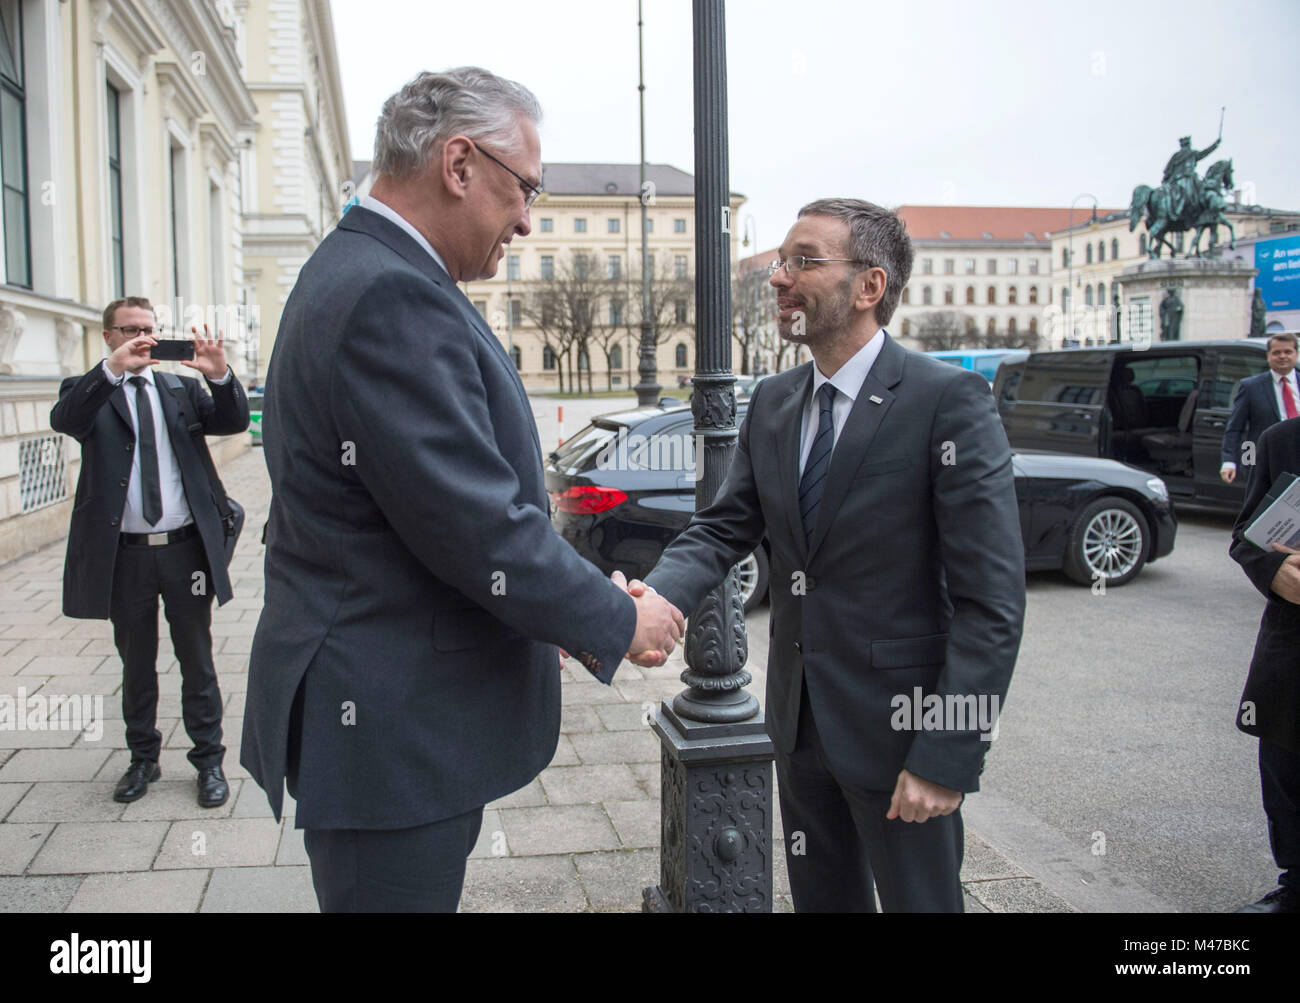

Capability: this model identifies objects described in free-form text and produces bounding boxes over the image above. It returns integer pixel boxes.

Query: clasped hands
[612,571,684,667]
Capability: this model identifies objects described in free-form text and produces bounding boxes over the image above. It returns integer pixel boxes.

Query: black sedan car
[546,403,1177,611]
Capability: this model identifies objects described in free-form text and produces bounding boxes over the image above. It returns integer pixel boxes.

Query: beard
[779,274,855,347]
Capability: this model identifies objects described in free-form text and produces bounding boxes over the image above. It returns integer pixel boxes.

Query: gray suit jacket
[241,206,637,829]
[645,334,1025,793]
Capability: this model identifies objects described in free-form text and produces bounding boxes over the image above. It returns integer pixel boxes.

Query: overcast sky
[331,0,1300,251]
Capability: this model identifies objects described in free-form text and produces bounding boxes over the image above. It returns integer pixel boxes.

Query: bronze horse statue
[1129,158,1236,259]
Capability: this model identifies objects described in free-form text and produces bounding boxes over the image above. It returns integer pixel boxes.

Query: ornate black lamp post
[642,0,775,913]
[633,0,661,407]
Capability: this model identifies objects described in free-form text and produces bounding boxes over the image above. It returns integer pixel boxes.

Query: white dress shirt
[101,361,231,533]
[798,330,886,475]
[359,194,450,275]
[1222,368,1300,473]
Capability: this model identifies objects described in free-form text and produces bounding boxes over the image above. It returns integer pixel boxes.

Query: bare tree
[913,311,969,352]
[732,265,776,375]
[622,255,694,380]
[521,249,607,394]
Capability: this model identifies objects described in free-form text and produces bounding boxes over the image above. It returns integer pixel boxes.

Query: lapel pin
[869,394,884,405]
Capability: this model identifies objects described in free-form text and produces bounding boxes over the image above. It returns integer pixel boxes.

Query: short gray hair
[373,67,542,179]
[797,198,914,326]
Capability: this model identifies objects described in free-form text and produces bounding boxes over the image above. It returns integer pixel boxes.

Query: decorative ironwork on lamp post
[643,0,775,914]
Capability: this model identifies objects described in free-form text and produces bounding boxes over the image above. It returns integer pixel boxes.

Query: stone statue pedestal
[1118,257,1257,342]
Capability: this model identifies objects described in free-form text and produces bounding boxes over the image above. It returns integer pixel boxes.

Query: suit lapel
[109,386,131,431]
[773,366,814,560]
[806,334,905,562]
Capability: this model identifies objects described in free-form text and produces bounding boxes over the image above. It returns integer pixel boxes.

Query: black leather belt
[120,523,198,546]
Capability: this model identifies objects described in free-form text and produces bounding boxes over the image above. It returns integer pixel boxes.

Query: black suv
[993,339,1271,512]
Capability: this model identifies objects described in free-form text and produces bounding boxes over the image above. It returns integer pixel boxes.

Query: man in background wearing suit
[241,68,682,913]
[50,297,249,807]
[1221,333,1299,484]
[637,199,1026,911]
[1229,415,1300,913]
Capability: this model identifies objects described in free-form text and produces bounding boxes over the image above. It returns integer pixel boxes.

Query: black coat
[49,364,250,618]
[1222,370,1284,466]
[645,335,1026,794]
[1229,415,1300,753]
[241,206,638,830]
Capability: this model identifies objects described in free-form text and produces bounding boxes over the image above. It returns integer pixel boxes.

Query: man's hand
[1269,542,1300,604]
[1220,462,1237,484]
[182,324,228,381]
[886,769,962,823]
[106,333,158,377]
[613,571,684,667]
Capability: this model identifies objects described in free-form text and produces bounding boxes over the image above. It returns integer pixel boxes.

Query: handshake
[612,570,685,667]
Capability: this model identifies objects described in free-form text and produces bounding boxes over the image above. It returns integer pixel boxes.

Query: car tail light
[551,485,628,515]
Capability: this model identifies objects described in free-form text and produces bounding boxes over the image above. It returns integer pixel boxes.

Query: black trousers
[1260,738,1300,891]
[302,809,485,912]
[109,534,224,770]
[776,682,964,912]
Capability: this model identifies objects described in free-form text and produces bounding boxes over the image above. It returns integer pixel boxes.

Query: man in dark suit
[1221,333,1299,484]
[1229,415,1300,912]
[638,199,1026,912]
[50,297,249,807]
[241,67,682,913]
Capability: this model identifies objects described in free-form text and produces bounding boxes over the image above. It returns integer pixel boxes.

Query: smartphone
[150,339,195,361]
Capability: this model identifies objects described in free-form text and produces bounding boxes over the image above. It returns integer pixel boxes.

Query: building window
[901,319,910,337]
[1029,259,1039,275]
[674,255,688,278]
[1085,286,1093,307]
[1062,248,1069,268]
[922,258,933,275]
[987,317,996,335]
[574,254,589,278]
[578,350,589,370]
[1029,317,1038,334]
[508,298,521,328]
[1085,244,1093,265]
[1028,286,1038,305]
[18,434,67,512]
[674,218,686,233]
[1097,282,1106,305]
[1008,258,1019,274]
[610,345,622,369]
[1111,238,1119,260]
[506,254,520,281]
[609,299,623,325]
[965,258,975,274]
[574,218,587,233]
[902,287,910,305]
[107,83,125,297]
[675,342,688,368]
[644,217,653,233]
[608,254,621,279]
[922,286,932,305]
[965,316,977,334]
[168,143,186,301]
[674,298,688,324]
[1097,241,1105,263]
[1008,317,1017,335]
[0,0,28,288]
[647,253,655,273]
[943,285,953,305]
[510,345,521,370]
[542,302,556,326]
[540,218,553,232]
[943,259,954,275]
[1061,287,1069,309]
[540,254,554,280]
[987,259,997,275]
[473,300,487,318]
[1008,286,1018,305]
[986,285,996,305]
[608,218,620,233]
[543,345,556,369]
[965,286,975,305]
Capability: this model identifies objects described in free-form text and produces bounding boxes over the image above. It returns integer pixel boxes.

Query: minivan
[992,339,1271,512]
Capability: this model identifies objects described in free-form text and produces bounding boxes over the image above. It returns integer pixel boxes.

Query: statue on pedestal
[1251,288,1268,337]
[1159,287,1184,342]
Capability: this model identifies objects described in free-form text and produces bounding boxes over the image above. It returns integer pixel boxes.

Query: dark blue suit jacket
[1223,370,1286,465]
[241,206,637,829]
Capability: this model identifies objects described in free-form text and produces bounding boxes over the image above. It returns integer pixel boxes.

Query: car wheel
[734,547,770,613]
[1063,496,1149,587]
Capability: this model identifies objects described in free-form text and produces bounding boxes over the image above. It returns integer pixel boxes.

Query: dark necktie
[129,376,163,526]
[799,383,837,542]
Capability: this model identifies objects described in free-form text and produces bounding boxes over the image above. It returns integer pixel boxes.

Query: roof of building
[350,160,743,199]
[896,205,1124,243]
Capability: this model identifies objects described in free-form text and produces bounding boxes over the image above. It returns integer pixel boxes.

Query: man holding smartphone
[50,296,249,806]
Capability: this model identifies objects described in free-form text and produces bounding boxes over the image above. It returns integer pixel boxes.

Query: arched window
[986,317,996,335]
[986,285,996,305]
[1008,317,1017,335]
[943,286,954,305]
[1085,286,1093,307]
[1062,248,1069,268]
[610,345,622,370]
[675,343,688,368]
[542,346,556,370]
[1008,286,1018,305]
[902,287,910,305]
[1028,317,1038,334]
[900,319,910,337]
[965,286,975,305]
[1138,233,1147,256]
[1097,282,1106,305]
[1028,286,1038,304]
[510,345,522,370]
[1085,244,1093,264]
[1111,238,1119,260]
[965,316,977,333]
[578,350,589,370]
[1061,287,1069,308]
[1097,241,1105,263]
[922,286,932,305]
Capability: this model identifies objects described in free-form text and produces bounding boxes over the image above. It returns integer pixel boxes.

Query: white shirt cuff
[101,359,125,384]
[208,366,232,385]
[1220,462,1236,472]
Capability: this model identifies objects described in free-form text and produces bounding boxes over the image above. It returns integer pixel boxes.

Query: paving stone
[629,762,661,799]
[469,809,504,860]
[568,730,659,765]
[961,831,1031,882]
[605,799,660,849]
[0,782,30,820]
[0,875,82,912]
[28,821,169,874]
[77,638,118,656]
[499,805,620,856]
[0,822,53,873]
[218,636,253,655]
[560,682,624,706]
[120,779,239,821]
[488,777,547,810]
[611,679,686,705]
[154,817,282,869]
[460,855,586,913]
[547,734,579,767]
[573,849,659,911]
[966,877,1077,913]
[30,673,121,697]
[18,656,107,676]
[67,870,209,913]
[0,748,111,782]
[559,703,604,734]
[9,782,125,822]
[963,890,991,913]
[0,724,83,748]
[594,702,652,732]
[538,764,644,805]
[275,818,308,866]
[231,776,276,818]
[773,892,794,913]
[200,865,318,913]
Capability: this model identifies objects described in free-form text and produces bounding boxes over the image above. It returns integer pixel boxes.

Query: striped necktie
[799,383,837,542]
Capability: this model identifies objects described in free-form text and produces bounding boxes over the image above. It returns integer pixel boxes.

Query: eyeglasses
[767,256,871,276]
[473,142,544,208]
[108,325,157,337]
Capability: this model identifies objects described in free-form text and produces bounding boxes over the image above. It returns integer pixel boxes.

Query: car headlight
[1146,477,1169,502]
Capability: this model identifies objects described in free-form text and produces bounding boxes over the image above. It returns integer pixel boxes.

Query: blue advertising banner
[1256,234,1300,310]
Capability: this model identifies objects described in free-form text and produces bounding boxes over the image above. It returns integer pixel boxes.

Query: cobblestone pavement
[0,421,1069,912]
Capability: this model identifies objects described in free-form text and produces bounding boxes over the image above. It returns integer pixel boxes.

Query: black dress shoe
[197,766,229,808]
[113,761,161,803]
[1235,886,1300,913]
